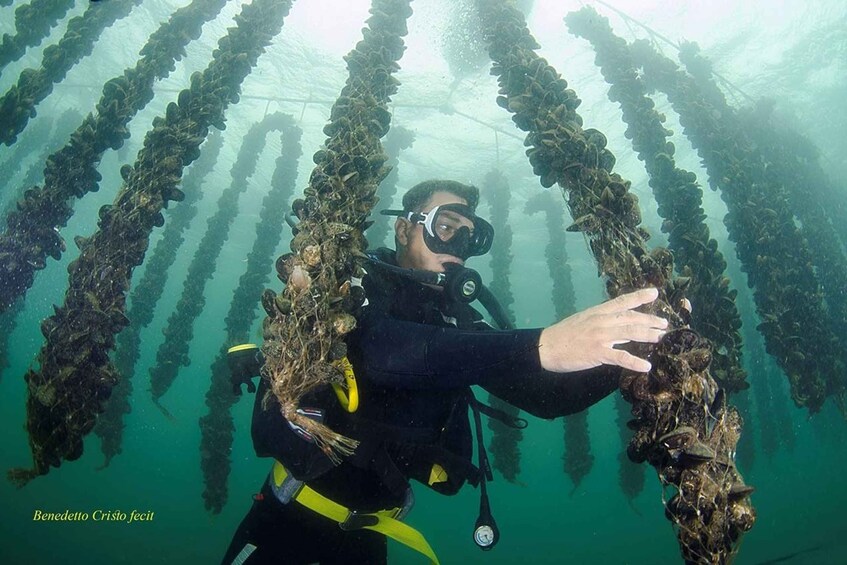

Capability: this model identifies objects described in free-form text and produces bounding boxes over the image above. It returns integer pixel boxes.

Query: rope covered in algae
[566,7,747,394]
[0,0,75,77]
[0,0,229,312]
[261,0,412,460]
[201,118,302,515]
[477,1,755,562]
[0,0,141,146]
[483,168,523,483]
[525,190,595,492]
[96,130,224,469]
[631,40,845,414]
[7,0,294,487]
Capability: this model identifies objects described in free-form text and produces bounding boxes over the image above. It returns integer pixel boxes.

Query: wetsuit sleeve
[349,309,543,390]
[482,365,621,420]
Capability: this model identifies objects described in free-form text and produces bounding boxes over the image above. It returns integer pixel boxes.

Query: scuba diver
[221,180,670,564]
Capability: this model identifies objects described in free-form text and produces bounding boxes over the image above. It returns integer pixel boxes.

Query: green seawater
[1,0,846,563]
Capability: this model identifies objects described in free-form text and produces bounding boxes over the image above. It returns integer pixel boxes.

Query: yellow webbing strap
[273,461,439,565]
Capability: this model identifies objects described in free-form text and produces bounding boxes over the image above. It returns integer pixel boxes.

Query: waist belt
[271,461,439,565]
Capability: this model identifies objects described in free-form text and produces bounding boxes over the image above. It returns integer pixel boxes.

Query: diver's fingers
[601,310,668,330]
[593,288,659,315]
[607,326,667,344]
[605,348,652,373]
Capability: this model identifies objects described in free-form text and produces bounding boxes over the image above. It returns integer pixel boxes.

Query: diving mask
[381,203,494,261]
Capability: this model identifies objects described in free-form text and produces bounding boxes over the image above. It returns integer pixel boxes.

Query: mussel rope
[7,0,294,487]
[481,168,523,483]
[200,118,302,515]
[477,1,754,562]
[0,0,229,312]
[0,0,75,77]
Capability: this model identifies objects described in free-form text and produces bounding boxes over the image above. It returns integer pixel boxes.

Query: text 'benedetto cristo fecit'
[32,510,154,523]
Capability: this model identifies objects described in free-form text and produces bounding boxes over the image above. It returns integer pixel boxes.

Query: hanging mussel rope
[0,299,24,375]
[261,0,411,459]
[365,124,415,248]
[566,8,747,394]
[0,0,228,312]
[525,190,595,492]
[0,0,141,146]
[678,42,847,372]
[476,1,754,562]
[736,104,847,252]
[7,0,294,487]
[1,0,16,7]
[0,110,80,378]
[614,392,645,503]
[0,118,52,195]
[0,0,75,77]
[2,109,82,216]
[631,40,845,414]
[149,112,292,411]
[483,168,523,483]
[674,43,730,113]
[96,130,224,469]
[201,117,302,515]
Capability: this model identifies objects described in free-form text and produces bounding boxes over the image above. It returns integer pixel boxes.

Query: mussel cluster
[0,0,74,75]
[96,131,223,469]
[365,125,415,247]
[483,169,524,483]
[566,8,747,394]
[149,113,292,408]
[8,0,293,486]
[476,0,754,560]
[525,191,594,490]
[0,0,140,146]
[260,0,411,459]
[632,40,844,413]
[0,0,229,312]
[624,329,754,563]
[200,118,302,514]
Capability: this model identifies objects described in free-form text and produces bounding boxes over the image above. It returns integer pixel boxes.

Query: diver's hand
[538,288,667,373]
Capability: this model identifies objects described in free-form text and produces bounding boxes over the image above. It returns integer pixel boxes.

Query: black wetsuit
[221,248,620,564]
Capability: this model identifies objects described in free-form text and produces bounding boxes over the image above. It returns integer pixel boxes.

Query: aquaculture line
[260,0,412,458]
[483,168,524,483]
[0,0,141,146]
[201,117,302,514]
[525,191,596,492]
[96,130,224,468]
[0,0,229,312]
[8,0,294,486]
[632,40,844,414]
[566,7,747,394]
[477,1,755,562]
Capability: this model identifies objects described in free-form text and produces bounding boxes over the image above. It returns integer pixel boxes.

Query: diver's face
[395,191,470,273]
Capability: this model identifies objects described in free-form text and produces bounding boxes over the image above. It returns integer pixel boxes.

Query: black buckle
[339,510,379,531]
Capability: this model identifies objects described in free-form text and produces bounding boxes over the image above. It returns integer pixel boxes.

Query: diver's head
[391,180,492,274]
